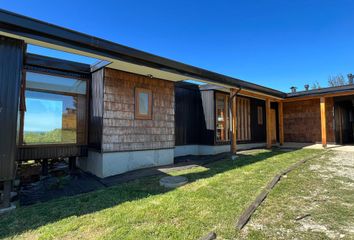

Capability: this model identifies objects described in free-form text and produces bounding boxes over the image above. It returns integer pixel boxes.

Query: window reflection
[23,91,77,144]
[216,94,229,142]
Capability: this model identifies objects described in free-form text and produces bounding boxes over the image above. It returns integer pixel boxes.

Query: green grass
[0,149,322,240]
[242,150,354,240]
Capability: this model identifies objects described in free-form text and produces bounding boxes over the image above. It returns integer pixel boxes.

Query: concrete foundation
[174,143,267,157]
[78,148,174,178]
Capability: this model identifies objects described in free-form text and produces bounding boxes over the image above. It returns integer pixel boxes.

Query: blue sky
[1,0,354,92]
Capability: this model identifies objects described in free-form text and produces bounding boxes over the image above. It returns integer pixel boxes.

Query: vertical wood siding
[89,69,104,150]
[175,83,205,145]
[0,36,24,181]
[237,97,251,141]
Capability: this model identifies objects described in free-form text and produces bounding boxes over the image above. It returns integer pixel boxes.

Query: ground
[0,149,353,239]
[243,150,354,239]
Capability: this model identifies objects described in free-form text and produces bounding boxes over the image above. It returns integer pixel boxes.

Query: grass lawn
[0,149,325,239]
[242,150,354,239]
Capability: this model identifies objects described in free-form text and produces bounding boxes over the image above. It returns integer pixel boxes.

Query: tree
[311,81,321,90]
[328,74,347,87]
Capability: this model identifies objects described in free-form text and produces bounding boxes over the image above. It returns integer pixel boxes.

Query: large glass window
[215,93,230,142]
[22,71,87,145]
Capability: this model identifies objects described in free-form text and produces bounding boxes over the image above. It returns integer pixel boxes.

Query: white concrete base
[0,203,16,214]
[78,148,174,178]
[174,143,267,157]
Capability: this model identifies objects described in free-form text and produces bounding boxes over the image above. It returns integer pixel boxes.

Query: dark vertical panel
[0,36,24,181]
[271,102,279,142]
[175,83,206,145]
[250,98,266,142]
[88,69,104,150]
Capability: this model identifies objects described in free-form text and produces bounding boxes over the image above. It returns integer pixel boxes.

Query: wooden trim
[231,89,237,153]
[266,98,272,149]
[135,88,153,120]
[278,101,284,145]
[238,89,281,101]
[284,90,354,102]
[320,97,327,147]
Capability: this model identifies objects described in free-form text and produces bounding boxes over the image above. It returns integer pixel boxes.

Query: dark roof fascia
[25,53,91,74]
[286,85,354,98]
[0,9,285,98]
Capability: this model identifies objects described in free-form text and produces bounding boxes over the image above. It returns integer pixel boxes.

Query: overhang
[0,8,285,98]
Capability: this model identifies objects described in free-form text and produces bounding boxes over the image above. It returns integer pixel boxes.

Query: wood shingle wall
[102,68,175,152]
[283,98,334,143]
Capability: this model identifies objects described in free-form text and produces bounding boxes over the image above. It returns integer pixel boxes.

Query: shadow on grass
[0,149,290,239]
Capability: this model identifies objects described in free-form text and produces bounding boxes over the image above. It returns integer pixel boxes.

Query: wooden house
[1,9,354,208]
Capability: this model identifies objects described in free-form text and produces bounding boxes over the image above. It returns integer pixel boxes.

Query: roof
[286,84,354,98]
[0,8,286,98]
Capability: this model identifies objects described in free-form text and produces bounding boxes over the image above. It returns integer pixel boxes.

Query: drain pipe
[229,87,241,158]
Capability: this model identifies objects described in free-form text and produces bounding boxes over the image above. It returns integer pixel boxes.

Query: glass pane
[26,72,86,94]
[23,90,77,144]
[216,95,226,141]
[139,92,149,115]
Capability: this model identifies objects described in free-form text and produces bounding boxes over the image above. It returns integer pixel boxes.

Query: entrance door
[270,109,277,144]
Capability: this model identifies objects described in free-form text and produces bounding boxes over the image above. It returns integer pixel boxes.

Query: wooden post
[320,97,327,148]
[278,101,284,145]
[266,98,272,149]
[231,88,237,154]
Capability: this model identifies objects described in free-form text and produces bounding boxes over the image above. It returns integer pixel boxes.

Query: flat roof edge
[0,8,285,98]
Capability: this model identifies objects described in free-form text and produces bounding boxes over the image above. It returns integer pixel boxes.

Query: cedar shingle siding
[283,98,334,143]
[102,68,175,152]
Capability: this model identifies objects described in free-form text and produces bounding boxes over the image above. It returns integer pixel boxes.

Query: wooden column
[320,97,327,148]
[231,88,237,154]
[266,98,272,149]
[278,101,284,145]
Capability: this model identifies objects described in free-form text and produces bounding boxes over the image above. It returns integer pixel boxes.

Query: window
[22,71,87,145]
[215,93,230,142]
[135,88,152,119]
[257,106,263,125]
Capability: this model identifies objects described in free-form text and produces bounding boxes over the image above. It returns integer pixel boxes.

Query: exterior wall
[0,36,24,181]
[283,98,334,143]
[174,143,266,157]
[79,149,174,178]
[102,68,175,152]
[175,82,205,146]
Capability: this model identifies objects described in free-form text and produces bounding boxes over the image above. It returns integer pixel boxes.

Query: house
[1,9,354,209]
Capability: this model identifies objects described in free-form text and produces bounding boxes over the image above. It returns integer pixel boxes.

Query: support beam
[230,88,237,154]
[320,97,327,148]
[266,98,272,149]
[278,101,284,145]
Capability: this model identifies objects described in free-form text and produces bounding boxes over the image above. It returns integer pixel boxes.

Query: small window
[135,88,152,119]
[257,106,263,125]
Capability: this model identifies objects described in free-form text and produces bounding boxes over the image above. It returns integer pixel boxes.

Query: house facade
[1,9,354,208]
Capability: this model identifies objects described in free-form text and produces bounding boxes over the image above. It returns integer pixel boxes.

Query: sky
[1,0,354,92]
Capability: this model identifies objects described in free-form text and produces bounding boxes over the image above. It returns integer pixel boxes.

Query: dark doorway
[334,96,354,144]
